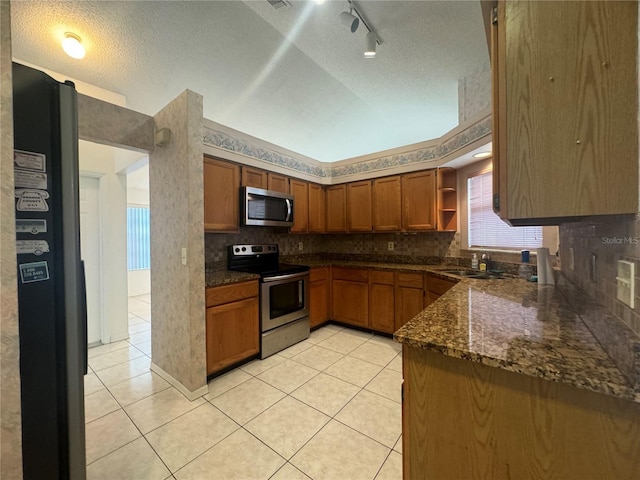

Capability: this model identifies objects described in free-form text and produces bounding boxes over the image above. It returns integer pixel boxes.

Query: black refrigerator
[13,62,87,479]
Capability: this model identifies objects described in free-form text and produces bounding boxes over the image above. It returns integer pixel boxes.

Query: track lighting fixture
[339,10,359,33]
[339,1,382,58]
[364,31,377,58]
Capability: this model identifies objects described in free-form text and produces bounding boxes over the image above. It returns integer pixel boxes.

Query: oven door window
[269,280,304,319]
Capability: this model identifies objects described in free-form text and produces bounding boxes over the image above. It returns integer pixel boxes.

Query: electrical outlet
[569,247,575,270]
[616,260,635,308]
[181,247,188,266]
[388,241,394,251]
[298,242,303,251]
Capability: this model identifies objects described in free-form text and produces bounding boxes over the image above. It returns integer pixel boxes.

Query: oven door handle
[262,271,309,283]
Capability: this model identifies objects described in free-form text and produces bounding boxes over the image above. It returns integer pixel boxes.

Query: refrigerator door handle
[80,260,88,375]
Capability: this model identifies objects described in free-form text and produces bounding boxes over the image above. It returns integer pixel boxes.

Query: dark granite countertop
[205,270,259,288]
[204,259,638,403]
[394,277,640,403]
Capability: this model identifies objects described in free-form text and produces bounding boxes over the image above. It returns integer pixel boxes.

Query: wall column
[149,90,206,398]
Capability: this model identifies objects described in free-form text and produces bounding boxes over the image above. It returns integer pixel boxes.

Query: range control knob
[234,248,239,253]
[241,247,246,252]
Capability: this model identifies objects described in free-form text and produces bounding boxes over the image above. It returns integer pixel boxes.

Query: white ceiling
[10,0,490,162]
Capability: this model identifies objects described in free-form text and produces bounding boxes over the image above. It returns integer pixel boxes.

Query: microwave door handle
[285,198,292,222]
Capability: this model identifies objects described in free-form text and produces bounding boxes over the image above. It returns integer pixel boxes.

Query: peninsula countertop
[394,277,640,403]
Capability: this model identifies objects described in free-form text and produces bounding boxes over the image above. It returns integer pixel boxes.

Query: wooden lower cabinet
[310,267,330,328]
[206,281,259,375]
[331,268,369,328]
[369,270,395,334]
[424,273,457,307]
[394,272,424,331]
[403,346,640,479]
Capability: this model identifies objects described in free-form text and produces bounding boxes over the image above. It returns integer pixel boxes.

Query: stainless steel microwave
[241,186,294,227]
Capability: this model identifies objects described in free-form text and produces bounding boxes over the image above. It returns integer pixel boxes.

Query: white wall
[79,140,146,343]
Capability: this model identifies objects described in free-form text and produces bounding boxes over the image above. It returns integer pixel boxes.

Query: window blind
[127,207,150,270]
[468,171,542,249]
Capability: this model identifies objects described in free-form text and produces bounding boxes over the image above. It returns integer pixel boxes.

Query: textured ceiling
[11,0,489,162]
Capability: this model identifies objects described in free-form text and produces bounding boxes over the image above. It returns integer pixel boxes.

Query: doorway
[125,161,151,355]
[79,175,102,346]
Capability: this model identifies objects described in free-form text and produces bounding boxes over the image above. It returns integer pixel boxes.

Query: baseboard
[150,362,208,401]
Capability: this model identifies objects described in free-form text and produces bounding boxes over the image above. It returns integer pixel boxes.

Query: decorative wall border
[203,110,492,183]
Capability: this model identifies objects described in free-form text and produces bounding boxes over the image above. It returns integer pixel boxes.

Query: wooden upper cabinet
[308,183,326,233]
[373,176,402,232]
[241,166,267,189]
[204,157,239,232]
[402,170,436,231]
[290,179,308,233]
[347,181,372,232]
[493,0,638,225]
[267,173,289,193]
[326,185,347,233]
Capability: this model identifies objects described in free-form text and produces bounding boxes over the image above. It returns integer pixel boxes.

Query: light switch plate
[616,260,635,308]
[181,247,188,266]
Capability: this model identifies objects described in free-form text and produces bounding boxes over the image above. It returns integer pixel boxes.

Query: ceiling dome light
[62,32,85,59]
[364,31,377,58]
[340,11,359,33]
[473,151,492,159]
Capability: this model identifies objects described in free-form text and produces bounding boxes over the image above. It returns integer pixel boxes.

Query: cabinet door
[494,1,638,223]
[206,296,259,375]
[290,179,308,233]
[395,285,424,331]
[204,158,239,232]
[308,183,326,233]
[373,176,402,231]
[310,278,329,328]
[267,173,289,193]
[326,185,347,233]
[347,181,373,232]
[332,279,369,327]
[402,171,436,231]
[370,283,395,334]
[241,166,267,189]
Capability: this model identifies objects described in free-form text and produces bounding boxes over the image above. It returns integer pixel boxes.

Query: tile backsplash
[205,229,460,270]
[559,214,640,336]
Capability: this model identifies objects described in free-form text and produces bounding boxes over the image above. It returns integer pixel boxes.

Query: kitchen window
[468,169,542,250]
[127,206,150,270]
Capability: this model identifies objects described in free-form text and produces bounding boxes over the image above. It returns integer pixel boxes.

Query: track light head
[340,11,359,33]
[364,31,377,58]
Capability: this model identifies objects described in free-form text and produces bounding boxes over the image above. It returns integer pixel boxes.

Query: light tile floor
[85,294,403,480]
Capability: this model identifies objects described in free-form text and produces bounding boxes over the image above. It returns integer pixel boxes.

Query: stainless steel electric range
[227,244,310,358]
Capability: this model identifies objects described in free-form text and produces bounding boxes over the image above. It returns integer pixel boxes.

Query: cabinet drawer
[206,280,259,307]
[310,267,329,282]
[370,270,395,285]
[395,272,424,288]
[331,267,369,283]
[425,274,457,296]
